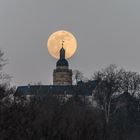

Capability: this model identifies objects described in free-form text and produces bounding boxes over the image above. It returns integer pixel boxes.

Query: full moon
[47,30,77,59]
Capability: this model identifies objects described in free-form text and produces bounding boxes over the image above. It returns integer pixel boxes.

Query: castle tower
[53,42,72,85]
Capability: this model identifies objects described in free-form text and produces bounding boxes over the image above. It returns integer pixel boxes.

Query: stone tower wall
[53,69,72,85]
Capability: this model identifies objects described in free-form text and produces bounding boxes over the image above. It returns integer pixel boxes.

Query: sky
[0,0,140,86]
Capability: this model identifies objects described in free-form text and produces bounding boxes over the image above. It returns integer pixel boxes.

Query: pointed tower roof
[56,41,68,67]
[60,47,65,59]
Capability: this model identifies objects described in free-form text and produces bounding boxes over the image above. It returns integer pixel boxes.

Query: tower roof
[56,47,68,67]
[56,58,68,67]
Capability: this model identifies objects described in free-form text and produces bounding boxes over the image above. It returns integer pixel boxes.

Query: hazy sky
[1,0,140,86]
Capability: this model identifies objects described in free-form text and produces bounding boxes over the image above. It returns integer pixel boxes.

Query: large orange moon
[47,30,77,59]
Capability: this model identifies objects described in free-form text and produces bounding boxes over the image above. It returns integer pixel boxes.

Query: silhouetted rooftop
[15,80,97,96]
[56,58,68,67]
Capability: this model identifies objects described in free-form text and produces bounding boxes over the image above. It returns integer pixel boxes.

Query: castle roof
[15,80,97,96]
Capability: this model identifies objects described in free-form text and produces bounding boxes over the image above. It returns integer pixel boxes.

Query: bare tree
[0,50,7,70]
[0,50,11,99]
[93,64,123,124]
[72,70,84,85]
[121,71,140,97]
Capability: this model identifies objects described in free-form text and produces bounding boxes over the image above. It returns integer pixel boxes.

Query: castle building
[15,31,97,106]
[53,47,72,85]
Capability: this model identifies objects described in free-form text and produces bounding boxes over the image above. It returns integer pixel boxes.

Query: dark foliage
[0,65,140,140]
[0,93,104,140]
[1,88,140,140]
